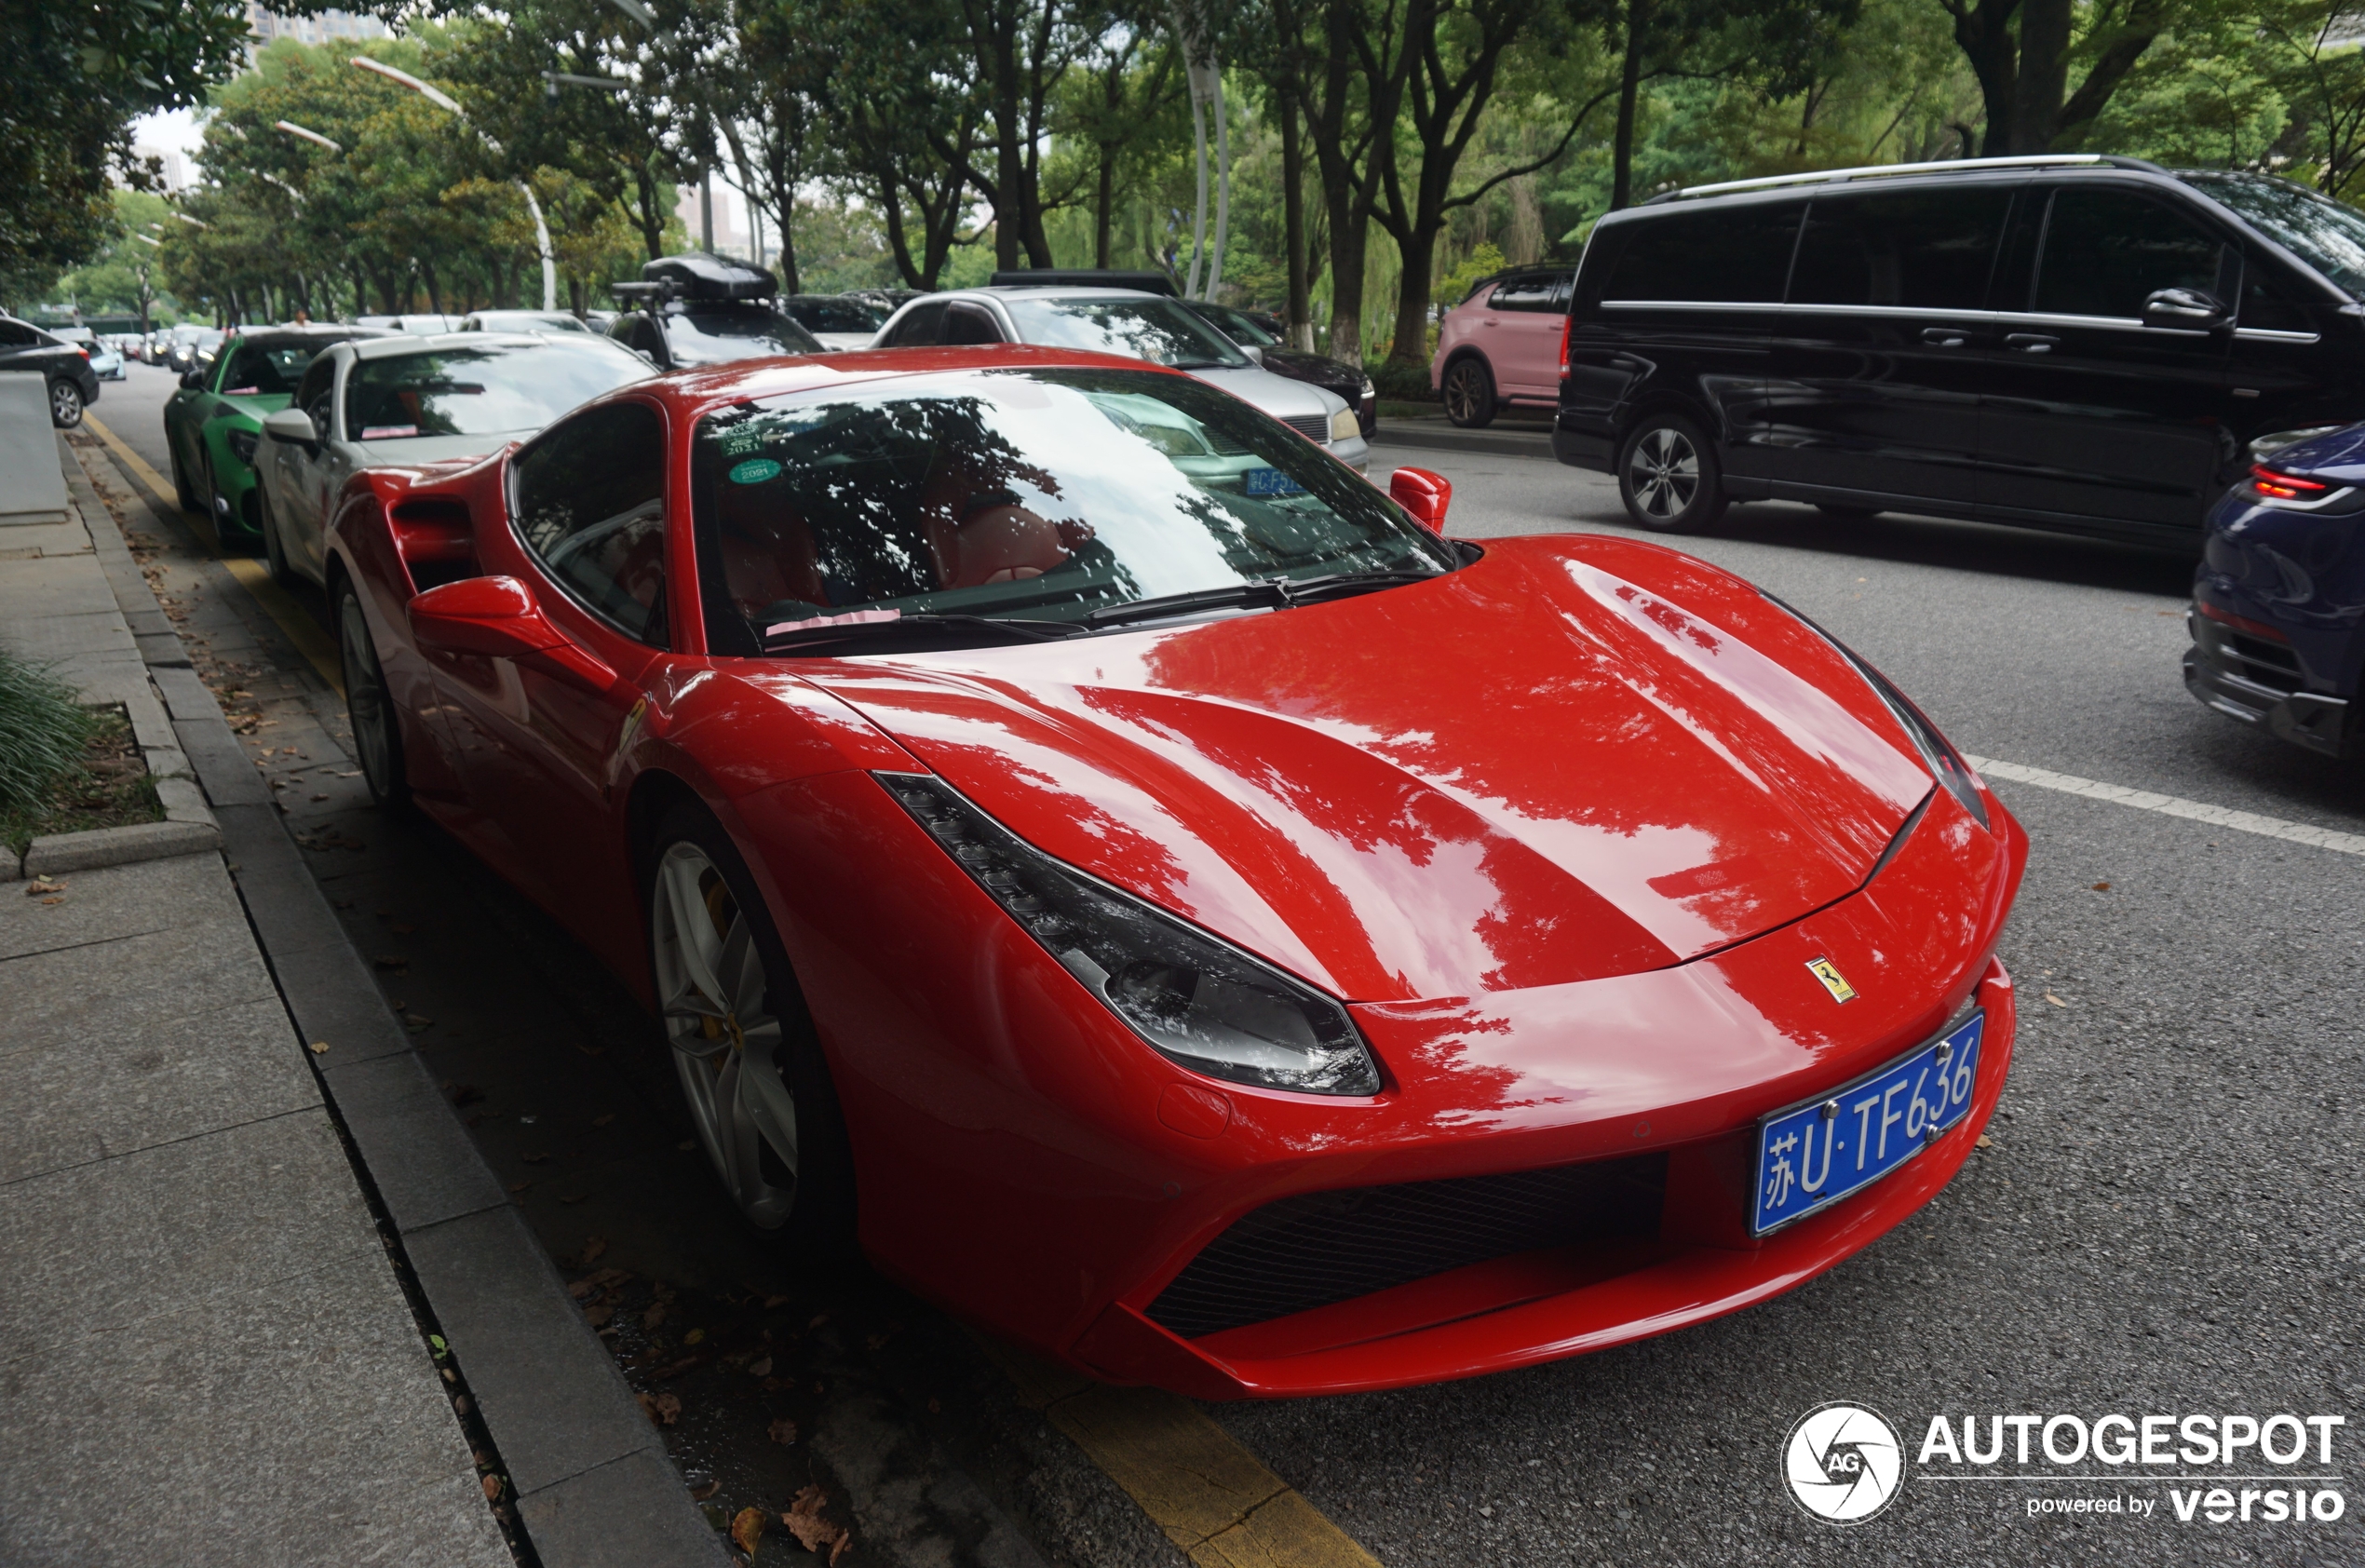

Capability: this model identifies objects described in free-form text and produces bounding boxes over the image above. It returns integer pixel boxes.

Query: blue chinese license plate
[1243,466,1305,496]
[1752,1011,1983,1236]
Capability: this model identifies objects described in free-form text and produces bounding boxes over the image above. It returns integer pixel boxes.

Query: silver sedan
[253,331,653,588]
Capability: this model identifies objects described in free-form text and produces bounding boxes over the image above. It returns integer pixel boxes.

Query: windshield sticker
[728,456,783,485]
[225,386,260,396]
[359,425,418,439]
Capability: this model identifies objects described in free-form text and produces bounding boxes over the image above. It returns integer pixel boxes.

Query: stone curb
[70,433,729,1568]
[23,818,221,876]
[1369,419,1557,460]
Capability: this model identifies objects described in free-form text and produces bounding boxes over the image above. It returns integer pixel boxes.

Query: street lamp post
[350,56,558,311]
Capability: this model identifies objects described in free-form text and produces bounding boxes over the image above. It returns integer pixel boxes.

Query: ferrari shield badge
[1805,956,1858,1003]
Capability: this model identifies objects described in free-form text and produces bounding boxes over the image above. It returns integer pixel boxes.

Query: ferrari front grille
[1146,1156,1668,1340]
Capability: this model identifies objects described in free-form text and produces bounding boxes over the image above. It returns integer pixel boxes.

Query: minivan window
[2034,188,2222,319]
[1790,187,2010,311]
[1599,205,1798,304]
[2183,173,2365,298]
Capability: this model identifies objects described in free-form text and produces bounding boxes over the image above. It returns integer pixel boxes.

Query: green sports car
[163,326,382,543]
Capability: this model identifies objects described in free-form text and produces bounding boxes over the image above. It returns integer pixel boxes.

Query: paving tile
[0,1109,376,1362]
[0,1252,509,1568]
[319,1050,509,1231]
[400,1203,662,1496]
[0,923,278,1049]
[517,1448,733,1568]
[0,850,236,960]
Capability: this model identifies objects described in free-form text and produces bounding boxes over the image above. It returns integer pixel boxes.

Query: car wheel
[48,379,83,428]
[1617,413,1727,534]
[337,585,409,810]
[170,442,197,514]
[198,450,224,529]
[1441,358,1496,428]
[1817,504,1882,523]
[645,803,856,1248]
[259,486,296,586]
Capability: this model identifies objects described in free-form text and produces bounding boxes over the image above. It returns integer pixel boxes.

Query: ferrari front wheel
[646,805,854,1247]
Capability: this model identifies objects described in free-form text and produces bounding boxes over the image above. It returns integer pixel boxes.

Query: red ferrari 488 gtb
[326,345,2024,1399]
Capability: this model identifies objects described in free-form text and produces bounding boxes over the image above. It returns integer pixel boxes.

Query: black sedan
[1180,300,1375,435]
[0,315,101,427]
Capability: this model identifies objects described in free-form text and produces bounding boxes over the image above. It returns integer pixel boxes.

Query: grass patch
[0,649,163,856]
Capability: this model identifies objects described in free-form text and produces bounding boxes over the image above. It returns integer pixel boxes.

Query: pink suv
[1429,266,1575,427]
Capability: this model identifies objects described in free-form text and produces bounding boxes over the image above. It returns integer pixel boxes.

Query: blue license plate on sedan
[1752,1012,1983,1236]
[1243,466,1305,496]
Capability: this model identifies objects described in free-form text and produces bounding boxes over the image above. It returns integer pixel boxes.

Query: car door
[1978,182,2241,531]
[434,399,667,921]
[280,352,349,578]
[1764,182,2015,509]
[1481,272,1568,398]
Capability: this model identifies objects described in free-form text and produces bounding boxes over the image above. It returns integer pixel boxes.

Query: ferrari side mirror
[409,574,613,687]
[1389,466,1453,533]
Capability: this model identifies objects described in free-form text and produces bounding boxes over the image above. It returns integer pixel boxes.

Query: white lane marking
[1965,756,2365,858]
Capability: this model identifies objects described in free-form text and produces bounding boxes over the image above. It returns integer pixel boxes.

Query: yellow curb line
[970,1333,1383,1568]
[82,413,345,696]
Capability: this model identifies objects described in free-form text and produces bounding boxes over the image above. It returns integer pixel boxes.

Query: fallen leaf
[638,1391,682,1426]
[41,897,63,905]
[579,1237,608,1266]
[584,1304,615,1328]
[2042,993,2067,1007]
[643,1302,669,1331]
[782,1487,845,1555]
[311,793,329,802]
[731,1506,767,1557]
[768,1418,797,1444]
[689,1477,722,1502]
[831,1534,853,1566]
[927,1398,940,1413]
[747,1356,773,1378]
[561,1193,587,1205]
[592,1114,615,1127]
[1976,1134,1994,1148]
[568,1278,600,1300]
[24,877,66,896]
[508,1182,534,1195]
[481,1474,503,1502]
[2090,881,2112,892]
[683,1328,706,1345]
[308,1040,329,1055]
[763,1294,791,1309]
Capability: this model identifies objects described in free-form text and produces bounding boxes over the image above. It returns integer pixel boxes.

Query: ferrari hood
[804,539,1934,1002]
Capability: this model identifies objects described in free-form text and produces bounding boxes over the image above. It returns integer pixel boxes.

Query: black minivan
[1555,155,2365,541]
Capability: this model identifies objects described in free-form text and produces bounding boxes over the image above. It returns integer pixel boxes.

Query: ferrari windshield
[343,338,650,441]
[690,367,1452,656]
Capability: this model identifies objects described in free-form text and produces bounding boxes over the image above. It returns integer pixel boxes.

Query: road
[87,362,2365,1566]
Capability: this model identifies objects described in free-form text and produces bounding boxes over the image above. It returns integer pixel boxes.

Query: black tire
[170,442,197,514]
[1817,504,1882,523]
[1617,412,1728,534]
[644,800,858,1253]
[198,450,223,529]
[48,378,83,428]
[1441,358,1497,428]
[259,486,296,585]
[337,584,409,810]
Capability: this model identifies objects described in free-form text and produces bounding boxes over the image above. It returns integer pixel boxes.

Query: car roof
[346,331,561,359]
[612,343,1190,421]
[964,286,1167,301]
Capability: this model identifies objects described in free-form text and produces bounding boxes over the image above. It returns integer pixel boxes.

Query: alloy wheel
[338,591,402,804]
[651,842,801,1228]
[261,489,292,584]
[1443,361,1493,427]
[1628,425,1700,520]
[49,380,82,428]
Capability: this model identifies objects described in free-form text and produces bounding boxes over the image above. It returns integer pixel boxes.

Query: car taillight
[2251,464,2327,499]
[1558,314,1573,379]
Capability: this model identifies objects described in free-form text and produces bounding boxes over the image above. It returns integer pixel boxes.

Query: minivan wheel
[1617,414,1727,534]
[1441,358,1497,428]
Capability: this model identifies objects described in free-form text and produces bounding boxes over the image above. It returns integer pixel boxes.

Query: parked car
[1432,265,1576,428]
[606,252,824,370]
[460,309,592,333]
[1559,155,2365,539]
[777,293,888,351]
[53,326,126,382]
[872,284,1369,471]
[325,345,2024,1394]
[164,325,386,540]
[354,314,466,335]
[165,325,223,375]
[0,315,102,426]
[1181,298,1377,435]
[2185,422,2365,756]
[252,331,653,588]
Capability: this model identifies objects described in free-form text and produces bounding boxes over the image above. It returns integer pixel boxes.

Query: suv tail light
[1558,313,1573,379]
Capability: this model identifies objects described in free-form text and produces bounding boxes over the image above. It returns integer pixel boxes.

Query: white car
[460,309,593,334]
[53,326,126,380]
[869,286,1370,472]
[252,331,653,588]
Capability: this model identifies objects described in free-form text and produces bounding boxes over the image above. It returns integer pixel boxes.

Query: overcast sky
[131,108,209,158]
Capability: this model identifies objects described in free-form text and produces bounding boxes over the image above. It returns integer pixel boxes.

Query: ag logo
[1804,955,1858,1003]
[1782,1401,1903,1525]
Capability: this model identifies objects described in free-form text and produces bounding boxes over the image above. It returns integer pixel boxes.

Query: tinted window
[513,401,669,643]
[1488,274,1560,312]
[343,339,650,441]
[295,356,336,434]
[2035,188,2223,318]
[1791,187,2009,310]
[661,306,821,365]
[885,301,946,346]
[0,321,35,347]
[781,297,887,334]
[1600,205,1799,304]
[1194,303,1280,346]
[689,367,1453,655]
[2183,173,2365,297]
[1001,297,1250,368]
[2242,261,2315,332]
[943,304,1004,345]
[217,340,322,397]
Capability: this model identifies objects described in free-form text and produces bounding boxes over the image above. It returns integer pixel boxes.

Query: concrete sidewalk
[0,437,512,1565]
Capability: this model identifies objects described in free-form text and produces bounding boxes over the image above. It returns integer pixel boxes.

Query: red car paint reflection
[325,346,2024,1398]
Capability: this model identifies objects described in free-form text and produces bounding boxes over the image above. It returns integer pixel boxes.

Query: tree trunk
[1610,0,1650,211]
[569,277,584,318]
[1946,0,2021,155]
[2011,0,2071,152]
[1279,85,1312,350]
[421,258,443,318]
[1094,141,1116,268]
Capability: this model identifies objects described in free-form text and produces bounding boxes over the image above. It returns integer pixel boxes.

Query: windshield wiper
[1081,569,1442,630]
[761,613,1082,656]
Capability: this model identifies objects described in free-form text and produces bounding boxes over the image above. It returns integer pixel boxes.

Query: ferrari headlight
[226,427,259,466]
[1761,594,1990,831]
[878,772,1382,1095]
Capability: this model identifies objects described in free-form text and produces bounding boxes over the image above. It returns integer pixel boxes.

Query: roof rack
[1644,154,2168,205]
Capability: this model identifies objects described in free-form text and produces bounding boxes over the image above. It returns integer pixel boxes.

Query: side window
[0,320,37,348]
[2241,257,2315,332]
[943,303,1004,345]
[1600,203,1800,304]
[886,301,946,345]
[512,401,670,645]
[1488,275,1558,312]
[294,357,336,438]
[1791,187,2011,310]
[2034,188,2223,319]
